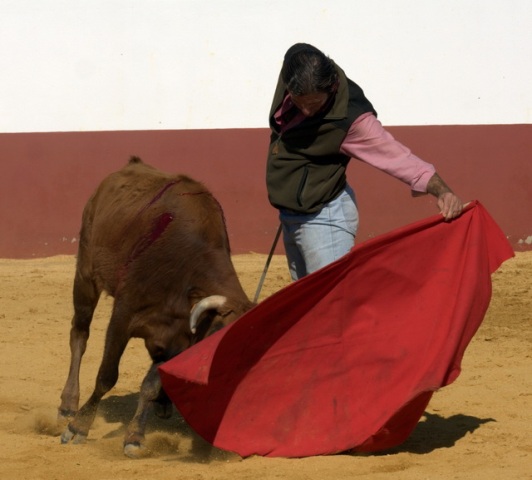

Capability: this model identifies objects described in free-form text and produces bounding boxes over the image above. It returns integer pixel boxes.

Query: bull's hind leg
[123,363,168,458]
[61,304,130,445]
[58,267,100,421]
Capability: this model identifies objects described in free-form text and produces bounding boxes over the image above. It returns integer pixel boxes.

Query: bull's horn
[190,295,227,334]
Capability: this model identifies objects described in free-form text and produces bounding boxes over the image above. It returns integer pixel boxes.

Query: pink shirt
[274,97,435,193]
[340,112,435,193]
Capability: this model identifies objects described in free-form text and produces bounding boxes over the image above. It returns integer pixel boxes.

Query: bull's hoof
[60,425,87,445]
[123,442,149,459]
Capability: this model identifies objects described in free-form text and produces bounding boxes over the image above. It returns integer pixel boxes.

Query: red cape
[159,201,513,457]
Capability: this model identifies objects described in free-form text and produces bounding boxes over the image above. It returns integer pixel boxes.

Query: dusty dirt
[0,251,530,480]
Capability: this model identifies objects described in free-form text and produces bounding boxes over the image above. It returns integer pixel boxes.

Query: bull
[58,157,254,457]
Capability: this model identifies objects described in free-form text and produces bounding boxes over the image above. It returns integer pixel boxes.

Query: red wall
[1,124,530,258]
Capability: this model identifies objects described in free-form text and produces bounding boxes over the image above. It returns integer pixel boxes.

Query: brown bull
[58,157,254,457]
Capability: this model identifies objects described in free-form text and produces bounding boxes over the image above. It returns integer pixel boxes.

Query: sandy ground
[0,251,530,480]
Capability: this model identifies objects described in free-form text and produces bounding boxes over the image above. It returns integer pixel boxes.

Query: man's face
[289,91,329,117]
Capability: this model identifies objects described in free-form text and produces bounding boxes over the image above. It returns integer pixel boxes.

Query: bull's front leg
[60,390,106,445]
[58,273,99,422]
[61,317,128,445]
[58,317,89,421]
[123,363,168,458]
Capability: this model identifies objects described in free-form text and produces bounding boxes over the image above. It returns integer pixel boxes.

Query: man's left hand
[438,192,464,220]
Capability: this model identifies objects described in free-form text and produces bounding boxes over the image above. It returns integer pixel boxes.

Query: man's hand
[426,173,464,220]
[437,191,463,220]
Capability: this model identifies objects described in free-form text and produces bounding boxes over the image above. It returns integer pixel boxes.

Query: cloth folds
[159,201,513,457]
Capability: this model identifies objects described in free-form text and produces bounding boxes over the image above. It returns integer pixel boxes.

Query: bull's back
[79,157,229,294]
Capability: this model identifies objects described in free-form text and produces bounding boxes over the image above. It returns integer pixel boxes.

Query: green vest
[266,64,376,213]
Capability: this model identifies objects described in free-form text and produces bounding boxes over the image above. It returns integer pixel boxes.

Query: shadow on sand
[372,411,495,455]
[99,392,191,437]
[99,394,494,458]
[99,393,230,462]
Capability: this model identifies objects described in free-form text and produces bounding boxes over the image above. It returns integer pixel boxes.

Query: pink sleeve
[340,113,435,193]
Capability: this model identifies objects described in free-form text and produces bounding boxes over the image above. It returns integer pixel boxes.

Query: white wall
[1,0,531,132]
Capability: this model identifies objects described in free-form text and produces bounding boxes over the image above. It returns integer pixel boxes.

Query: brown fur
[59,157,254,456]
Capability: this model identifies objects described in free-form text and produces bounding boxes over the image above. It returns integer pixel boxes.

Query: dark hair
[281,43,338,96]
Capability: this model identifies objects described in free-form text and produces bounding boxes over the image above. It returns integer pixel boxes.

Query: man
[266,43,463,280]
